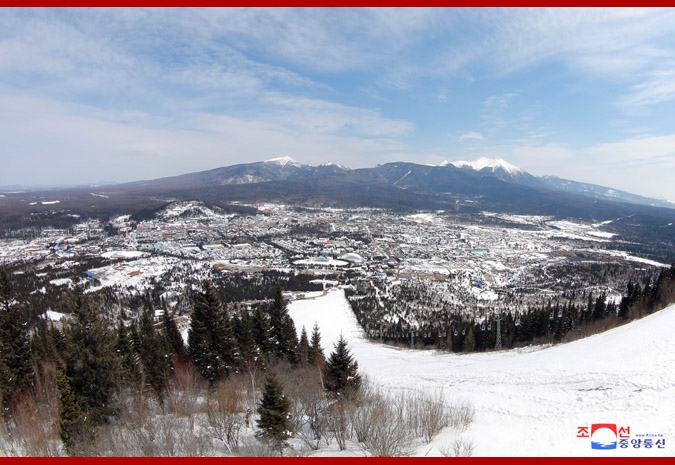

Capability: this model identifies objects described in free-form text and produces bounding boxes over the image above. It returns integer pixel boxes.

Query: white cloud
[484,93,518,109]
[0,94,411,186]
[266,94,413,138]
[459,131,484,142]
[621,65,675,107]
[510,137,675,200]
[584,134,675,164]
[511,144,576,175]
[1,8,675,200]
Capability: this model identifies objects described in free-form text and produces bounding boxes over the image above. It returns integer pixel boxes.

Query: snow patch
[294,257,349,267]
[443,157,524,175]
[101,250,147,259]
[42,310,67,321]
[264,155,301,167]
[320,161,348,169]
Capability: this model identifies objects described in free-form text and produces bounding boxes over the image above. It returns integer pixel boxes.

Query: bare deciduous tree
[277,365,327,450]
[440,436,475,457]
[203,378,244,454]
[165,359,204,431]
[325,399,350,451]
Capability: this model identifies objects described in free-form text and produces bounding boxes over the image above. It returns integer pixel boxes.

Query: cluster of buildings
[0,201,654,302]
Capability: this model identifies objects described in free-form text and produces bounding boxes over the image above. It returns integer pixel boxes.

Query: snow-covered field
[293,258,348,267]
[289,289,675,457]
[101,250,147,259]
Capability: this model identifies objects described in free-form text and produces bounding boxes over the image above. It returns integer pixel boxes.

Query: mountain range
[2,156,675,244]
[120,155,673,214]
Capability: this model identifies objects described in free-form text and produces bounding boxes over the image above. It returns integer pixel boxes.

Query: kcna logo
[578,424,666,450]
[577,424,629,450]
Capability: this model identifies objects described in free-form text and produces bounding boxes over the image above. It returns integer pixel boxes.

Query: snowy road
[289,289,675,456]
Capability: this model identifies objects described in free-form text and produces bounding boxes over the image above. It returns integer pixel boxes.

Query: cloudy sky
[1,8,675,201]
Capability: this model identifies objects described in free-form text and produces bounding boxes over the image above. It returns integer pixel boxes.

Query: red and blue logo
[577,424,665,451]
[590,424,618,450]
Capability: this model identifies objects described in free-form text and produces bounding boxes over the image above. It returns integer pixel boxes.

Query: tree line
[348,264,675,352]
[0,269,361,455]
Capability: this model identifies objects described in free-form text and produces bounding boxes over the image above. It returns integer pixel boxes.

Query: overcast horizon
[2,8,675,201]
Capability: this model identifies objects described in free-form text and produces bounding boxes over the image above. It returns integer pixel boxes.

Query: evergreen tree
[298,326,310,365]
[60,286,121,427]
[0,268,12,309]
[31,320,59,364]
[308,322,325,367]
[0,267,33,415]
[55,368,85,455]
[0,357,8,411]
[256,372,292,451]
[233,310,255,357]
[268,282,298,363]
[137,308,172,397]
[619,281,634,320]
[162,304,185,356]
[188,280,236,383]
[324,335,361,400]
[252,306,273,355]
[472,323,482,351]
[115,320,142,388]
[592,293,607,322]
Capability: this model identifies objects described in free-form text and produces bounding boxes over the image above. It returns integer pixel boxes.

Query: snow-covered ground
[101,250,147,259]
[293,258,348,267]
[289,289,675,456]
[590,248,670,268]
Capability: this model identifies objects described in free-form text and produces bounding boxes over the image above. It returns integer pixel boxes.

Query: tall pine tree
[137,307,172,398]
[233,310,256,357]
[308,322,325,367]
[60,286,121,427]
[252,305,273,356]
[269,282,298,364]
[298,326,310,365]
[115,319,142,389]
[0,267,33,415]
[162,304,185,356]
[256,372,292,452]
[324,334,361,400]
[188,280,237,383]
[55,368,84,455]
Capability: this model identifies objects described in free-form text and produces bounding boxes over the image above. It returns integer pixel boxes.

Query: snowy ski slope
[289,289,675,456]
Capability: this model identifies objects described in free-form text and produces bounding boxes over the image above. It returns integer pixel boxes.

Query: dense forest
[1,257,674,456]
[0,271,472,457]
[348,264,675,352]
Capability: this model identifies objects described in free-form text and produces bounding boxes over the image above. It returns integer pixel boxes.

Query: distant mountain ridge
[128,156,350,189]
[3,155,670,211]
[2,156,674,249]
[537,175,673,209]
[121,156,672,211]
[433,157,671,209]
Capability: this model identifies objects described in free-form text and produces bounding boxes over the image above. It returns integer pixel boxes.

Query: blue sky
[1,7,675,201]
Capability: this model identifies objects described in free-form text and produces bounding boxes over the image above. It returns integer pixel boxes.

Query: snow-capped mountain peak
[264,156,301,167]
[442,157,524,175]
[320,161,349,170]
